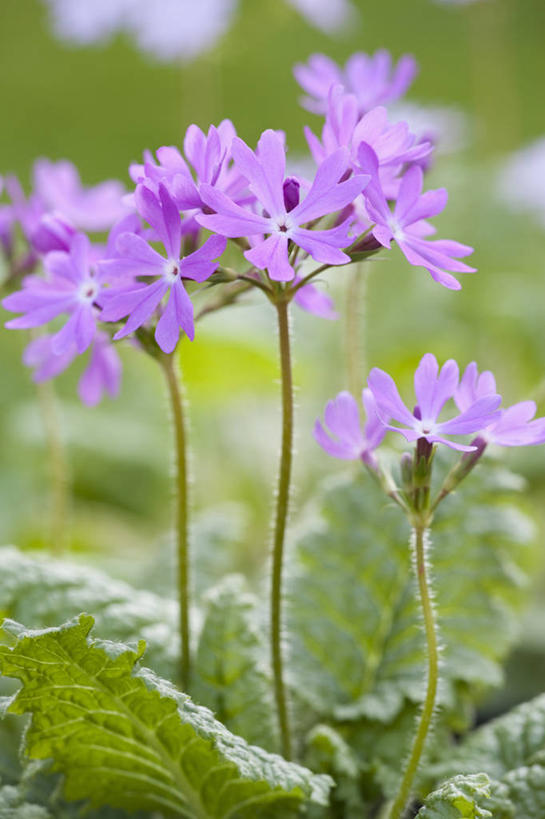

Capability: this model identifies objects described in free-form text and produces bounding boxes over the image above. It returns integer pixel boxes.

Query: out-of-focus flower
[130,121,244,214]
[455,362,545,447]
[198,129,369,282]
[305,86,432,192]
[294,50,418,115]
[358,144,476,290]
[33,159,127,232]
[42,0,357,63]
[314,388,386,467]
[23,330,122,406]
[3,233,105,355]
[99,184,226,352]
[496,138,545,228]
[367,353,501,452]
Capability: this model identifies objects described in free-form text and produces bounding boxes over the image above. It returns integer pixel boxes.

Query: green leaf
[0,783,52,819]
[0,615,331,818]
[286,463,536,797]
[303,725,369,818]
[431,695,545,817]
[0,546,178,679]
[288,464,535,723]
[416,773,513,818]
[193,575,277,752]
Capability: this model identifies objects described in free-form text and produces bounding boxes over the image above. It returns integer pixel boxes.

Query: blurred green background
[0,0,544,624]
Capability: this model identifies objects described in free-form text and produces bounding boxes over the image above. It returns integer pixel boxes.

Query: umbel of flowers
[2,48,544,819]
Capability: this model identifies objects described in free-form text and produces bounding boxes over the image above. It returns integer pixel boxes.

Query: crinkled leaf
[431,694,545,817]
[288,464,535,724]
[416,773,513,818]
[0,546,180,679]
[193,574,277,752]
[303,725,369,818]
[0,615,332,818]
[0,783,52,818]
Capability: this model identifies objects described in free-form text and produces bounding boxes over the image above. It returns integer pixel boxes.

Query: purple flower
[294,50,418,116]
[197,129,369,282]
[293,277,338,319]
[358,144,476,290]
[455,362,545,447]
[78,331,122,405]
[98,183,226,352]
[130,120,245,215]
[3,233,104,354]
[33,159,127,232]
[305,87,432,176]
[23,330,121,406]
[367,353,501,452]
[314,388,386,468]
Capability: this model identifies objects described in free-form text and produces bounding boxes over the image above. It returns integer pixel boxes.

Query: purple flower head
[3,233,105,355]
[130,120,245,213]
[314,388,387,468]
[294,50,418,116]
[197,129,369,282]
[22,330,121,406]
[305,87,432,179]
[358,144,476,290]
[98,183,226,353]
[455,362,545,447]
[33,158,127,232]
[367,353,502,452]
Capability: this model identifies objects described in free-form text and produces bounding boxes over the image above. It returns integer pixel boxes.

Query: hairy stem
[36,377,69,553]
[161,353,191,691]
[271,300,294,760]
[345,263,368,398]
[389,525,439,819]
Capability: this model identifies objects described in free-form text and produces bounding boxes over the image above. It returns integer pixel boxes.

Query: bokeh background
[1,0,544,709]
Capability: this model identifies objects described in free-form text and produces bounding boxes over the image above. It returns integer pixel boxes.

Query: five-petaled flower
[455,363,545,447]
[197,129,369,282]
[358,144,476,290]
[98,183,226,353]
[367,353,501,452]
[3,233,105,354]
[314,388,387,468]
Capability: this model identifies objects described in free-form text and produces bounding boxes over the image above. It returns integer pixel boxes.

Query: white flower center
[269,214,295,238]
[414,419,437,437]
[78,278,99,303]
[164,259,180,283]
[388,218,405,242]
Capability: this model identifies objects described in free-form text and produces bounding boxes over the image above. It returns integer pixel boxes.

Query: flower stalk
[161,352,191,692]
[36,376,69,553]
[271,297,294,760]
[388,522,439,819]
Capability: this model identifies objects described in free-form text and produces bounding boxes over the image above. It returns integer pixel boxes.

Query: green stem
[271,299,294,760]
[35,376,69,553]
[389,525,439,819]
[161,353,191,691]
[345,263,368,398]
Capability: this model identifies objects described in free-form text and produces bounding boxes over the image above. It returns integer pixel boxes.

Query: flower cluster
[316,353,545,467]
[2,48,476,405]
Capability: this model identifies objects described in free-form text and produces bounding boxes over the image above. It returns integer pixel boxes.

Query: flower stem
[36,377,69,553]
[161,352,191,692]
[271,299,294,760]
[345,262,369,398]
[389,525,439,819]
